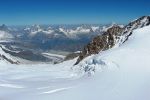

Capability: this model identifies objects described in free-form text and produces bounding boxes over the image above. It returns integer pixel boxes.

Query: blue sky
[0,0,149,25]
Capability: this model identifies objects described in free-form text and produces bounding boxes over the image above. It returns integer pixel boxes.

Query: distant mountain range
[0,24,115,63]
[0,16,150,65]
[0,24,116,52]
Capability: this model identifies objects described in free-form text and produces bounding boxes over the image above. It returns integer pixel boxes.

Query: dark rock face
[75,25,123,65]
[0,54,19,64]
[75,16,150,65]
[0,45,20,64]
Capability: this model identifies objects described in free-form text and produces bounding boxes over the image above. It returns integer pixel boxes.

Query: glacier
[0,25,150,100]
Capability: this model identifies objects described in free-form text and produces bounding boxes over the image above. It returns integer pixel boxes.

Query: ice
[0,83,24,88]
[0,25,150,100]
[41,87,74,94]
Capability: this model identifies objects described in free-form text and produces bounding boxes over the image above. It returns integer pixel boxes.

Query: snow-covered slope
[116,16,150,46]
[0,31,13,40]
[77,25,150,74]
[70,24,150,100]
[0,24,14,40]
[0,24,150,100]
[75,16,150,65]
[0,45,19,64]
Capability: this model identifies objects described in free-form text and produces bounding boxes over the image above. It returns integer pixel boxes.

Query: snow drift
[0,16,150,100]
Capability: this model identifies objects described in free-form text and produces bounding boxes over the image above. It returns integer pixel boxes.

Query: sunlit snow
[0,25,150,100]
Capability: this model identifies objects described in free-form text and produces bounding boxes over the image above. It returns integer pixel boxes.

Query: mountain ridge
[75,16,150,65]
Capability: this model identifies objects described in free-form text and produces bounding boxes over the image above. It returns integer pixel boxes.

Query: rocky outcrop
[74,25,123,65]
[75,16,150,65]
[117,16,150,45]
[0,54,19,64]
[0,45,20,64]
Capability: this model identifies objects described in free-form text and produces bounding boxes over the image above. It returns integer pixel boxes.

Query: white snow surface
[0,31,13,39]
[42,53,65,59]
[0,25,150,100]
[58,26,92,38]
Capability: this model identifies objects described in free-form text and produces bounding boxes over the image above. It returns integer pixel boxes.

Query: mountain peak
[75,15,150,65]
[0,24,9,31]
